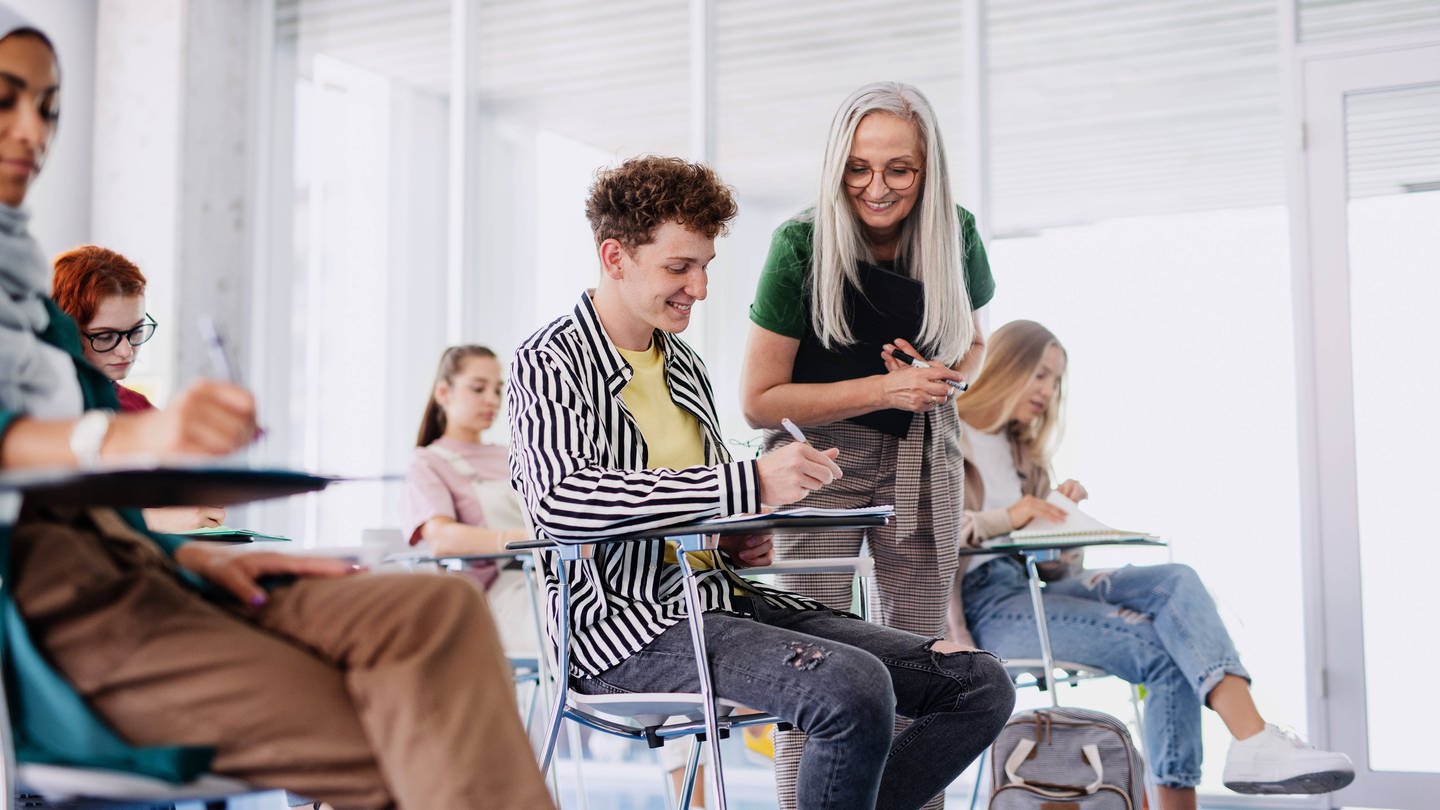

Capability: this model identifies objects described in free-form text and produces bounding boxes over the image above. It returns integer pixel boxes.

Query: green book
[177,526,292,543]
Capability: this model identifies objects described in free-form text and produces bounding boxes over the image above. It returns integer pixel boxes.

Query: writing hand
[756,441,842,506]
[106,380,258,460]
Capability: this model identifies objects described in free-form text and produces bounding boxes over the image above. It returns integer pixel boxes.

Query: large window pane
[988,0,1281,233]
[1346,83,1440,774]
[1298,0,1440,44]
[259,1,451,544]
[471,0,691,357]
[985,0,1301,796]
[987,208,1303,795]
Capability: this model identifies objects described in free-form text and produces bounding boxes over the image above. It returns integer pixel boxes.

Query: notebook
[704,504,895,526]
[1006,492,1157,544]
[177,525,292,543]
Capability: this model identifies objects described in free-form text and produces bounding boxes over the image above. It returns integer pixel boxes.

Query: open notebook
[1007,492,1157,544]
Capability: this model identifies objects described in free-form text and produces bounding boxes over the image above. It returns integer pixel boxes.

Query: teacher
[740,80,995,810]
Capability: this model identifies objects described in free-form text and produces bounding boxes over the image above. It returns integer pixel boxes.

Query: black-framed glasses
[84,314,157,353]
[842,164,921,191]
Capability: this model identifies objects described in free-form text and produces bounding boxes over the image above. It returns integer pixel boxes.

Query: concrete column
[92,0,259,401]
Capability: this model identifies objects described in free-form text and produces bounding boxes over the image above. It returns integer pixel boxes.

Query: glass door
[1297,42,1440,809]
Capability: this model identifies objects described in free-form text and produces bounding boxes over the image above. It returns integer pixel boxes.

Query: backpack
[988,707,1147,810]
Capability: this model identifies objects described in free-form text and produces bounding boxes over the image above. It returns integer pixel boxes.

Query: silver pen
[780,418,808,444]
[198,315,235,382]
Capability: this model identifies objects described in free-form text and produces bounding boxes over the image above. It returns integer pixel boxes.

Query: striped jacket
[508,292,820,677]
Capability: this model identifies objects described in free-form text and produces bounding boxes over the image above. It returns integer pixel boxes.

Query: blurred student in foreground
[0,9,550,807]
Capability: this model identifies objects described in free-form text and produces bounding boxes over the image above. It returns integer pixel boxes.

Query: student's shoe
[1223,723,1355,794]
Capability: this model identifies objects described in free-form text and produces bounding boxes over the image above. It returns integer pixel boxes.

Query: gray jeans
[575,596,1015,810]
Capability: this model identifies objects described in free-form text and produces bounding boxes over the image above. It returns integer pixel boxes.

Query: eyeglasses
[842,164,921,191]
[84,314,157,353]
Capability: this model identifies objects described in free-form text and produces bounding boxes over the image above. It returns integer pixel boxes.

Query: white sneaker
[1223,723,1355,795]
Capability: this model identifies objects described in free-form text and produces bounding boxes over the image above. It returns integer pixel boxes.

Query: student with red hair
[51,244,156,411]
[52,244,225,531]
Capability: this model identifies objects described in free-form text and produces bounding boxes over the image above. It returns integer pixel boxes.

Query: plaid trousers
[765,406,964,810]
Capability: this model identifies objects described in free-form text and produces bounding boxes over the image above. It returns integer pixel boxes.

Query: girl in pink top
[407,346,531,590]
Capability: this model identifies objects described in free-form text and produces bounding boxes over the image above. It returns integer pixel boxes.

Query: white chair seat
[1003,658,1113,688]
[742,556,875,578]
[17,762,253,802]
[569,692,750,727]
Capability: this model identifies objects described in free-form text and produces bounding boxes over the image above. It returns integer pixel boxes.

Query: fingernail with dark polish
[249,593,267,607]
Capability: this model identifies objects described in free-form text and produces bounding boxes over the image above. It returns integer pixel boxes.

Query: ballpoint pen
[199,315,266,439]
[892,346,968,392]
[780,417,808,444]
[198,315,235,383]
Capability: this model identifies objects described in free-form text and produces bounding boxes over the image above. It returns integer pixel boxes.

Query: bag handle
[1081,744,1104,793]
[1003,739,1106,796]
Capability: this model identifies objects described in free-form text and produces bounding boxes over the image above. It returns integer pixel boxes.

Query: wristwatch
[69,409,115,468]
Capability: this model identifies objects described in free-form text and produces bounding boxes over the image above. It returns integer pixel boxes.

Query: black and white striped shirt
[508,291,820,677]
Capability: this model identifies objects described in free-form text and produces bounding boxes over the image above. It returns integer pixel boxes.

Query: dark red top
[113,383,155,413]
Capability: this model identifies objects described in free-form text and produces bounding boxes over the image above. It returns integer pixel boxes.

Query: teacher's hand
[877,365,954,412]
[879,339,963,411]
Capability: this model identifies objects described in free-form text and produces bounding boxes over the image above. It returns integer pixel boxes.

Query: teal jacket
[0,299,212,781]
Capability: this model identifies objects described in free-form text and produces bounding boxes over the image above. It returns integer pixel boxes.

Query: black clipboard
[0,466,377,508]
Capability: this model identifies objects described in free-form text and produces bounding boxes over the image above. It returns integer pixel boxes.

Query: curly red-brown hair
[51,245,147,327]
[585,156,738,250]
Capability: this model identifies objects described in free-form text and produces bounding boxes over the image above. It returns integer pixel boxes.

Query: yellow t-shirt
[617,342,705,471]
[616,341,715,569]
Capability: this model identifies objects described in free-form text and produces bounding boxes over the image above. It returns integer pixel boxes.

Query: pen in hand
[780,417,808,444]
[198,315,236,383]
[891,346,968,392]
[199,315,266,440]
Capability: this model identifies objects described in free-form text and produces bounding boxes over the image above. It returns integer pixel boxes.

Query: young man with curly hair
[508,156,1015,810]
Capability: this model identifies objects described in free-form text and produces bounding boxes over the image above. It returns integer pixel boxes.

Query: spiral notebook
[1007,492,1157,545]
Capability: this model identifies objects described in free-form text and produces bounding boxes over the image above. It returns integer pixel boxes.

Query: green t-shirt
[748,205,995,340]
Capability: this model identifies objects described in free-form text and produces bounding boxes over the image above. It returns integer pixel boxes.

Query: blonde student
[951,319,1353,809]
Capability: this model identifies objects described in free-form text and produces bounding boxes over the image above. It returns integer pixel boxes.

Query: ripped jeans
[961,558,1251,788]
[575,595,1015,810]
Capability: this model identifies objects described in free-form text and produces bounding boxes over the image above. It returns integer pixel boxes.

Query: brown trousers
[11,507,554,810]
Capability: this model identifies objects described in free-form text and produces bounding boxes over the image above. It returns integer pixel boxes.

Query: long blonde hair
[809,81,973,364]
[955,320,1067,468]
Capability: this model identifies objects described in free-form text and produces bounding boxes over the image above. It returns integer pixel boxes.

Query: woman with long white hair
[741,81,995,809]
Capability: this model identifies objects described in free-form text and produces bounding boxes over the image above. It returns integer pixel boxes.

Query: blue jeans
[962,558,1250,788]
[576,596,1015,810]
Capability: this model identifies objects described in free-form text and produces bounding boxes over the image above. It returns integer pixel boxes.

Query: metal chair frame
[966,548,1161,810]
[524,530,879,810]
